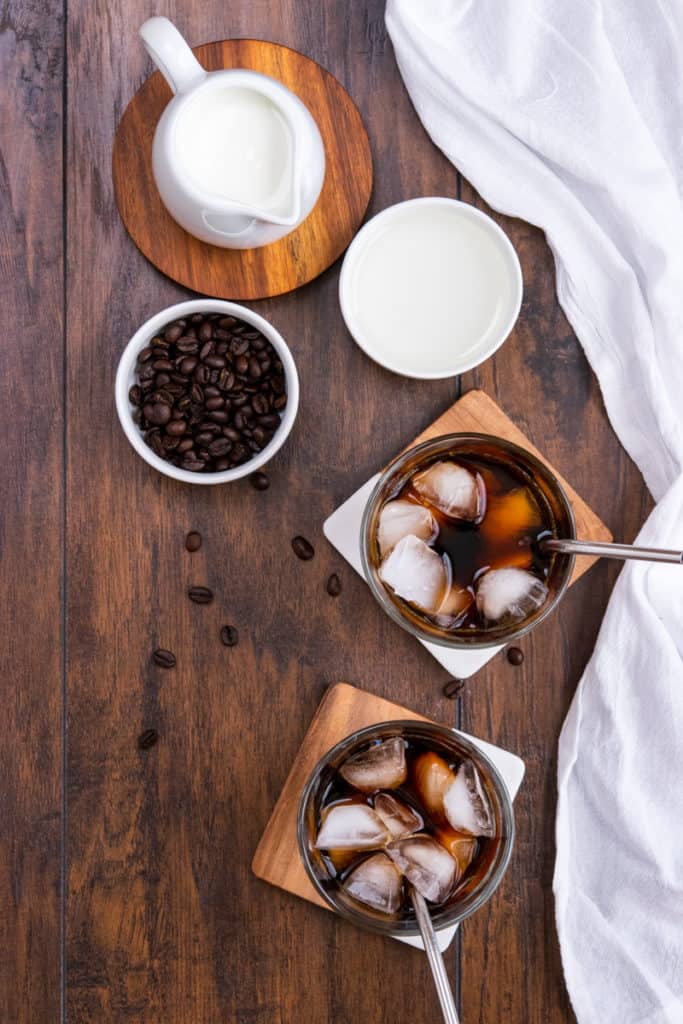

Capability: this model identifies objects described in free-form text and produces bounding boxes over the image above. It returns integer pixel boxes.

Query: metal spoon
[410,885,460,1024]
[542,537,683,564]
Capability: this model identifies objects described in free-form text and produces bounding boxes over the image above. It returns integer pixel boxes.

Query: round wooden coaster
[113,39,373,300]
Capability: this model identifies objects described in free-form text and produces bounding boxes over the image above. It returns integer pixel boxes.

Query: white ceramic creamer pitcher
[139,17,326,249]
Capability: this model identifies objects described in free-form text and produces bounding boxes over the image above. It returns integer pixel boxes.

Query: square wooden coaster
[251,682,525,949]
[323,390,612,679]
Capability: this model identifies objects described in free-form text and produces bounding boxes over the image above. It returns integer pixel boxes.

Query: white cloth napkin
[385,1,683,1020]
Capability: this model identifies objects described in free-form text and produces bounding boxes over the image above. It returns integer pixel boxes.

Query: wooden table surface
[2,2,652,1022]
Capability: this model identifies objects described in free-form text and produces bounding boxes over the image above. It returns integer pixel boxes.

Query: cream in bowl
[115,300,299,484]
[339,197,523,379]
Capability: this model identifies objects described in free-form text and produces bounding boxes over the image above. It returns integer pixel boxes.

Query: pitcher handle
[139,16,206,95]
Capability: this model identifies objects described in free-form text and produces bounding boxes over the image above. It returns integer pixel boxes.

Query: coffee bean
[208,437,232,457]
[129,385,142,405]
[258,414,280,429]
[208,409,229,424]
[137,728,159,750]
[198,321,213,342]
[248,356,262,379]
[252,427,267,447]
[214,457,230,471]
[235,355,249,374]
[179,356,198,375]
[205,354,226,369]
[442,678,465,699]
[220,624,239,647]
[176,336,199,354]
[205,396,224,411]
[230,443,248,463]
[137,346,154,363]
[249,470,269,490]
[273,394,287,411]
[251,393,269,415]
[219,316,236,329]
[153,648,176,668]
[152,359,174,372]
[147,402,172,426]
[199,340,214,361]
[185,531,202,552]
[182,459,205,471]
[165,419,187,436]
[507,646,524,666]
[326,572,342,596]
[165,324,183,343]
[292,535,314,561]
[188,585,213,604]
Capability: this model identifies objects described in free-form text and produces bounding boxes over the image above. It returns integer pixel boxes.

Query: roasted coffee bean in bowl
[115,301,299,484]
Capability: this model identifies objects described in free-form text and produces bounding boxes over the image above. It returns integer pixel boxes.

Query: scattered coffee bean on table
[137,728,159,750]
[250,471,270,491]
[129,312,288,474]
[220,625,239,647]
[188,585,214,604]
[507,646,524,666]
[292,535,314,561]
[442,678,465,699]
[152,648,176,668]
[185,530,202,552]
[326,573,342,597]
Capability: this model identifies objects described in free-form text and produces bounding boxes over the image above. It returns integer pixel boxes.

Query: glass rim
[296,719,516,938]
[360,432,576,649]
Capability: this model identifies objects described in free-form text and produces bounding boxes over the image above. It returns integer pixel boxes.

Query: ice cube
[315,802,389,850]
[377,499,437,557]
[433,826,477,876]
[386,834,457,903]
[475,567,548,623]
[412,751,456,821]
[379,535,451,615]
[343,853,403,914]
[413,461,486,523]
[339,737,407,793]
[374,792,423,839]
[443,761,495,837]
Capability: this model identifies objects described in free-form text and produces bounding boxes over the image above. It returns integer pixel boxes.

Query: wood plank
[0,2,64,1020]
[65,2,460,1021]
[113,38,373,300]
[456,187,652,1023]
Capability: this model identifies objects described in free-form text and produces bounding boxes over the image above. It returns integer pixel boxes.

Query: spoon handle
[410,886,460,1024]
[542,538,683,564]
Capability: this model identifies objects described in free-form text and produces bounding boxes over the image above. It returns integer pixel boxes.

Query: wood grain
[1,1,655,1022]
[113,39,373,300]
[411,388,612,584]
[66,3,460,1022]
[252,682,433,907]
[0,1,64,1021]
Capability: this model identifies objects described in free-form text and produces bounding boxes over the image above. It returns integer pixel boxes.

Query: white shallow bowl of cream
[339,197,523,379]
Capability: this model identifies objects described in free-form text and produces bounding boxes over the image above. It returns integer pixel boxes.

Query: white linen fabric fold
[385,1,683,1021]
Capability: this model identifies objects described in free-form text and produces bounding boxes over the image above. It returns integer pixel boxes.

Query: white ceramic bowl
[115,299,299,484]
[339,197,523,379]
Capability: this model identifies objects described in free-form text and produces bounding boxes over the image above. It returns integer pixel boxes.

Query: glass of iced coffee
[297,720,514,936]
[360,433,576,648]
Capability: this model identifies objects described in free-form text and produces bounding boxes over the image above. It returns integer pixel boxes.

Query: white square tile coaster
[323,475,504,680]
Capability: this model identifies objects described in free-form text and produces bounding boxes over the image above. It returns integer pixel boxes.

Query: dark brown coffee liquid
[318,737,499,918]
[380,452,555,632]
